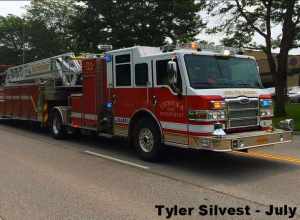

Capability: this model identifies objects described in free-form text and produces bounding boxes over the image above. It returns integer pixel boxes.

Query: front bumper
[189,129,293,152]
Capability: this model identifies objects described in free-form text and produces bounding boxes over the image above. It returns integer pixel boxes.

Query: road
[0,121,300,220]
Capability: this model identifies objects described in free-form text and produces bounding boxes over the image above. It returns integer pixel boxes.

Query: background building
[245,50,300,87]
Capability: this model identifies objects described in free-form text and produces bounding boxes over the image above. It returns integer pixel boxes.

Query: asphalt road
[0,121,300,220]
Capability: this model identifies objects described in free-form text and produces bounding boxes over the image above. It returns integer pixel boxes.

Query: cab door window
[135,63,149,86]
[156,59,182,90]
[115,54,131,87]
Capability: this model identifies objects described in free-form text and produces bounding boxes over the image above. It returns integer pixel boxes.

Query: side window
[156,60,169,86]
[156,59,182,88]
[115,54,131,86]
[135,63,148,86]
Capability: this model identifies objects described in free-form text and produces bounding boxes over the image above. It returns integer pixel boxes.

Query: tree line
[0,0,299,116]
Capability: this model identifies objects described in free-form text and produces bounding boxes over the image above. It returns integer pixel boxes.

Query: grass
[273,104,300,131]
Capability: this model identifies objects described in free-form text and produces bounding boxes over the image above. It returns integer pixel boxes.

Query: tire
[133,118,164,161]
[51,111,66,139]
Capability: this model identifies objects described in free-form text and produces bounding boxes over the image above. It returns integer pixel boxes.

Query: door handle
[112,94,117,104]
[152,96,157,106]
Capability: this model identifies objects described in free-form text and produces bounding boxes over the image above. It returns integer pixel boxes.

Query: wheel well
[50,108,59,118]
[129,110,163,142]
[50,107,63,124]
[50,106,70,126]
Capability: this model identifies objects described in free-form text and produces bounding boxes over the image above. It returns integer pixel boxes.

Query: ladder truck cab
[0,44,294,161]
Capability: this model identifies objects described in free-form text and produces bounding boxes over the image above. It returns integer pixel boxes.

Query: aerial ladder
[0,53,92,125]
[5,53,82,87]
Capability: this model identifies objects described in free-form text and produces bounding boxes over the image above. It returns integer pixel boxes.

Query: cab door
[152,57,188,145]
[111,51,134,136]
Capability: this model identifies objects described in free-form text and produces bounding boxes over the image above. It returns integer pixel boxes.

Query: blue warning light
[104,54,112,63]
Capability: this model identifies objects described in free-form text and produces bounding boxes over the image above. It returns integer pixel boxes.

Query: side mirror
[167,60,181,94]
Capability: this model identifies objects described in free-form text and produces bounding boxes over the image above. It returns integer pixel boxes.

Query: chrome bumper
[189,129,293,152]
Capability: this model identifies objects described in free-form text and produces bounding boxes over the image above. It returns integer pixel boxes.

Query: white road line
[83,150,150,170]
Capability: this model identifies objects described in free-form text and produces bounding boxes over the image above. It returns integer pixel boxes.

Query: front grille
[226,98,259,129]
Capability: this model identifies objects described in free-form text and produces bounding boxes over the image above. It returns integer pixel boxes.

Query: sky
[0,0,299,55]
[0,0,29,17]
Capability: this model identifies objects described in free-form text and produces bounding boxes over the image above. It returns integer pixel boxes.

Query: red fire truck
[0,44,293,161]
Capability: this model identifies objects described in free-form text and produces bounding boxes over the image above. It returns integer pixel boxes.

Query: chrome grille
[226,98,259,129]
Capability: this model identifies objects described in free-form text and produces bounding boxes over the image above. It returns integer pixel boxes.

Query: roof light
[223,49,231,56]
[97,45,113,52]
[199,44,243,55]
[180,42,200,51]
[191,42,200,50]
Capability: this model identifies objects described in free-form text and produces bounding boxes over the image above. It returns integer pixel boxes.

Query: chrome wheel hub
[138,128,154,153]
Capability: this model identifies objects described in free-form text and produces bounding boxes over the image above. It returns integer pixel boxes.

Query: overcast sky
[0,0,29,17]
[0,0,299,55]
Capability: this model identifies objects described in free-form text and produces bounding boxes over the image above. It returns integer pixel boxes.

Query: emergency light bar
[161,41,244,55]
[97,45,113,52]
[200,43,244,55]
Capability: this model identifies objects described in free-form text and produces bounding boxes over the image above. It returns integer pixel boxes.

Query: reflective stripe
[84,113,98,121]
[189,124,214,133]
[71,112,81,119]
[71,112,98,121]
[161,121,214,133]
[114,117,130,125]
[161,121,188,132]
[4,95,31,100]
[20,96,31,100]
[43,103,48,123]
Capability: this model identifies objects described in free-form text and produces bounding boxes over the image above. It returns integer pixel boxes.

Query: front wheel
[133,118,164,161]
[51,111,66,139]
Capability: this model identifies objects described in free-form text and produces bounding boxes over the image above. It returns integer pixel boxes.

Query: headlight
[260,109,273,117]
[189,110,225,121]
[208,111,218,120]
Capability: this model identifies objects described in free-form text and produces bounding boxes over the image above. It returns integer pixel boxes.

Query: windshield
[184,55,263,89]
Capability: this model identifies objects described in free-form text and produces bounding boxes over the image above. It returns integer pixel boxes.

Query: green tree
[71,0,205,51]
[206,0,300,116]
[0,0,78,65]
[25,0,77,55]
[0,15,70,65]
[0,15,28,65]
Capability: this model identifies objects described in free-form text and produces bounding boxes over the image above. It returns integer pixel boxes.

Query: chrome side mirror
[167,60,178,85]
[279,119,294,131]
[167,60,182,94]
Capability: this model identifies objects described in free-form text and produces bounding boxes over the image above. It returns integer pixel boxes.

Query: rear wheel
[51,111,66,139]
[133,118,164,161]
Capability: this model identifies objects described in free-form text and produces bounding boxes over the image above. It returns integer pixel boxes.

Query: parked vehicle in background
[264,86,300,103]
[288,86,300,103]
